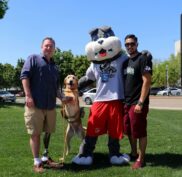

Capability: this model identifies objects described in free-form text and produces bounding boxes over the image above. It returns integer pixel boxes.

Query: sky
[0,0,181,66]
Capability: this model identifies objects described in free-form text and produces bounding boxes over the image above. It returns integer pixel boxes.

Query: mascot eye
[95,52,98,56]
[108,49,113,52]
[92,34,99,41]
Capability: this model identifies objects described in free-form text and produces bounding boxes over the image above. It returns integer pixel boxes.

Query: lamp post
[180,13,182,86]
[166,65,169,88]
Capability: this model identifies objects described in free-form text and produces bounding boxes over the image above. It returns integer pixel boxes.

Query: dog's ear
[64,76,68,87]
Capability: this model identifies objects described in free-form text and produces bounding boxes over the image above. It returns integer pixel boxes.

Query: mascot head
[85,26,121,63]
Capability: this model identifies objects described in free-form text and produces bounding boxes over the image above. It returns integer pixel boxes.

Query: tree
[53,49,75,87]
[2,63,15,90]
[14,58,25,89]
[72,55,90,79]
[52,49,90,87]
[152,62,167,87]
[53,47,62,66]
[0,0,8,19]
[168,54,180,86]
[152,54,181,87]
[0,63,4,89]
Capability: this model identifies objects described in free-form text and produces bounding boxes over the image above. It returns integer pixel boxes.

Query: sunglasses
[125,42,136,47]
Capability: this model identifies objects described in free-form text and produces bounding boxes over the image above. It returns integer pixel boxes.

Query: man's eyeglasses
[125,42,136,48]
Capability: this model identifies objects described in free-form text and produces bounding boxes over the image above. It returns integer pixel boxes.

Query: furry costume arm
[141,50,152,61]
[78,76,94,90]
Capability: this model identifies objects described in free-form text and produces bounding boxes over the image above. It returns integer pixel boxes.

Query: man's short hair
[42,37,55,47]
[125,34,138,43]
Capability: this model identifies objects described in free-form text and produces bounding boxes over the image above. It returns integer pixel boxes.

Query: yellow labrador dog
[61,74,86,157]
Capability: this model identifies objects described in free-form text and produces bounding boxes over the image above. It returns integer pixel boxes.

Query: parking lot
[16,96,182,110]
[149,96,182,110]
[79,96,182,110]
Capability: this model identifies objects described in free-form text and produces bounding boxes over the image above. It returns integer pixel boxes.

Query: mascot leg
[108,136,130,165]
[72,136,97,165]
[41,132,51,162]
[108,136,120,156]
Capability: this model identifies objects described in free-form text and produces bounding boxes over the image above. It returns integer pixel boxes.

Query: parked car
[82,88,97,105]
[157,87,181,96]
[79,87,92,96]
[150,87,163,95]
[16,91,25,97]
[0,91,16,102]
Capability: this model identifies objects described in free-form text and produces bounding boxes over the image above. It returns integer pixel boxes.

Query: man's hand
[134,104,142,113]
[25,95,35,108]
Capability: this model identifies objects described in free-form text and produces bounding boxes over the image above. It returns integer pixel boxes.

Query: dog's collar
[63,89,78,93]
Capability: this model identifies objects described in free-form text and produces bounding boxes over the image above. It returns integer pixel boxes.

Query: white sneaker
[72,154,93,165]
[41,156,48,162]
[110,154,130,165]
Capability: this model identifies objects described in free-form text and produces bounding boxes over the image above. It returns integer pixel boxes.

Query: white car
[157,87,181,96]
[0,91,16,102]
[82,88,96,105]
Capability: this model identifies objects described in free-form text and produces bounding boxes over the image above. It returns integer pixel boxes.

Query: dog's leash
[59,103,67,164]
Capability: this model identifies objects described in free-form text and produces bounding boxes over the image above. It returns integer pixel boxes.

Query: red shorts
[86,100,124,139]
[123,105,149,138]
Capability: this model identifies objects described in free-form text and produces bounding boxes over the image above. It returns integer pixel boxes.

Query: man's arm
[22,78,34,108]
[134,73,151,113]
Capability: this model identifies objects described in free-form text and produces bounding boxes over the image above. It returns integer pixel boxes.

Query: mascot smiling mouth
[97,48,113,57]
[98,49,107,57]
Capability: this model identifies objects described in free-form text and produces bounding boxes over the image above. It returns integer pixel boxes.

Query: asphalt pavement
[149,96,182,110]
[16,96,182,110]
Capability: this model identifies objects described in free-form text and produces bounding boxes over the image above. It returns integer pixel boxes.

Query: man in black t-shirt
[123,34,152,169]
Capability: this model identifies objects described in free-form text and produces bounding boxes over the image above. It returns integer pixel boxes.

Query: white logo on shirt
[144,66,151,71]
[126,66,134,75]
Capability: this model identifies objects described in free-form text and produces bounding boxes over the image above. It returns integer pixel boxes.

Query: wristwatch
[137,101,144,107]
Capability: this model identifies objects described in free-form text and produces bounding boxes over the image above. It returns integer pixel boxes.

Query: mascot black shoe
[72,26,130,165]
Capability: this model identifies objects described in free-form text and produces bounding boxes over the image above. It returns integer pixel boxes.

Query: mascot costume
[72,26,130,165]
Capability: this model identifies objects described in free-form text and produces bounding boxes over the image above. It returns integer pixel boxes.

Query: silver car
[0,91,16,102]
[157,87,181,96]
[82,88,96,105]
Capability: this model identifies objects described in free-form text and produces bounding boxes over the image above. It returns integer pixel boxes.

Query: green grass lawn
[0,103,182,177]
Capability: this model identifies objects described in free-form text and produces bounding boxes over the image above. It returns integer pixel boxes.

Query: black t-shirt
[123,52,152,105]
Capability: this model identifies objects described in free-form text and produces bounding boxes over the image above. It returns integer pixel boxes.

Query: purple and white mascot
[72,26,130,165]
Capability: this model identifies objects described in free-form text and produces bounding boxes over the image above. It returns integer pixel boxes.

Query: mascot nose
[98,40,104,45]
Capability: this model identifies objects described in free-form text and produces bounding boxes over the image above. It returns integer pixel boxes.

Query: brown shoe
[44,157,63,169]
[33,163,44,173]
[132,160,146,170]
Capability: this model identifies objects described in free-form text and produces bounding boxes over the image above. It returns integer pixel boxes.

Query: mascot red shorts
[86,100,124,139]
